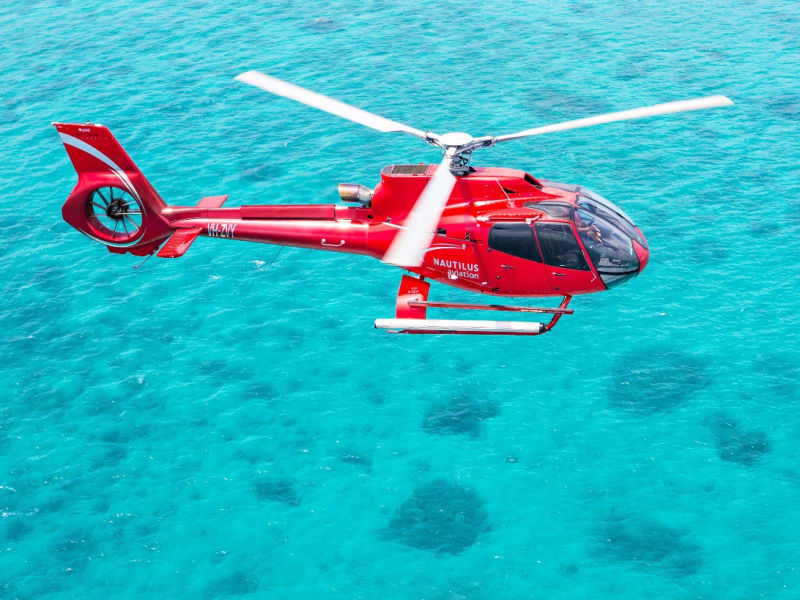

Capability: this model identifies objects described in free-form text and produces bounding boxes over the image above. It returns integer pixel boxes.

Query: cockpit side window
[534,222,590,271]
[523,201,573,219]
[488,223,542,262]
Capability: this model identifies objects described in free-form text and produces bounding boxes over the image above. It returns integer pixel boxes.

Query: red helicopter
[56,72,733,335]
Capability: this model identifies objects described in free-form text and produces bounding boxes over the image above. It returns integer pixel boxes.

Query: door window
[535,223,590,270]
[488,223,542,262]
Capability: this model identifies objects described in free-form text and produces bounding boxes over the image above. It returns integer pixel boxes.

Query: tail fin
[55,123,172,255]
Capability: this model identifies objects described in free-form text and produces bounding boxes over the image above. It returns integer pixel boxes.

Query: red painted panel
[395,275,429,319]
[240,204,336,220]
[633,238,649,273]
[481,250,554,295]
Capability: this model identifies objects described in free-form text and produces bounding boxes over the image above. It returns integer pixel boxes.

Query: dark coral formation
[203,570,259,598]
[755,354,799,399]
[610,348,710,412]
[689,234,729,263]
[422,397,500,438]
[339,452,372,472]
[382,479,490,555]
[596,514,702,576]
[52,530,98,573]
[252,478,300,506]
[706,413,770,466]
[239,163,282,182]
[305,16,341,32]
[97,444,127,468]
[767,95,800,120]
[3,517,32,542]
[560,563,580,575]
[246,382,277,400]
[525,89,610,121]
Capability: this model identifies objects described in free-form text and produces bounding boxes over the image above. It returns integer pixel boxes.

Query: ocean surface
[1,1,799,598]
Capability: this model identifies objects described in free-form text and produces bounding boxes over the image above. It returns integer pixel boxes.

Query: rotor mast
[424,131,496,175]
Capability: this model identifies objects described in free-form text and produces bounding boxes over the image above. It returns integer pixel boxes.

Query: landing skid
[375,275,572,336]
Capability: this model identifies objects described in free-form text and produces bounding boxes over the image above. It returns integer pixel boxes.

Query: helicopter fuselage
[159,164,649,297]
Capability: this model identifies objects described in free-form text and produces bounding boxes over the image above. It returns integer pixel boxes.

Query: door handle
[502,265,514,270]
[552,272,566,277]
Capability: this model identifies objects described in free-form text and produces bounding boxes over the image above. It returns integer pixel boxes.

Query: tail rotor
[86,186,145,244]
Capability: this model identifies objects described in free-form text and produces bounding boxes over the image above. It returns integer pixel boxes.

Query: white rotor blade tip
[234,70,428,139]
[495,95,735,143]
[382,156,457,267]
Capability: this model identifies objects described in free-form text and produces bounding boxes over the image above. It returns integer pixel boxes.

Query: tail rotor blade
[235,70,431,141]
[382,153,457,267]
[494,95,734,143]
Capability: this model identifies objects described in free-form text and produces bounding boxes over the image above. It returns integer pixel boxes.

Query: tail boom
[167,215,370,255]
[56,123,376,259]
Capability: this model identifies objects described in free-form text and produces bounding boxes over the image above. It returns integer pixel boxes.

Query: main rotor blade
[235,70,430,141]
[382,153,457,267]
[494,95,734,143]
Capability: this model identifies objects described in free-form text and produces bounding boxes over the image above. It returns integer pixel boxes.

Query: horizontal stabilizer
[157,227,203,258]
[197,195,229,208]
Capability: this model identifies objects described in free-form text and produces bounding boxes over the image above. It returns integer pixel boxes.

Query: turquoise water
[2,0,799,597]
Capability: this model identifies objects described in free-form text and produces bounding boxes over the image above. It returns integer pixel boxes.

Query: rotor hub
[106,198,129,220]
[439,131,473,147]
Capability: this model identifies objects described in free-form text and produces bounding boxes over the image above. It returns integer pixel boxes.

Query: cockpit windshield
[576,196,645,248]
[578,189,646,248]
[526,181,646,288]
[575,208,638,274]
[580,188,635,225]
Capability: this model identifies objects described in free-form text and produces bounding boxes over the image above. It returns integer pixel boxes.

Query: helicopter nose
[633,237,649,273]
